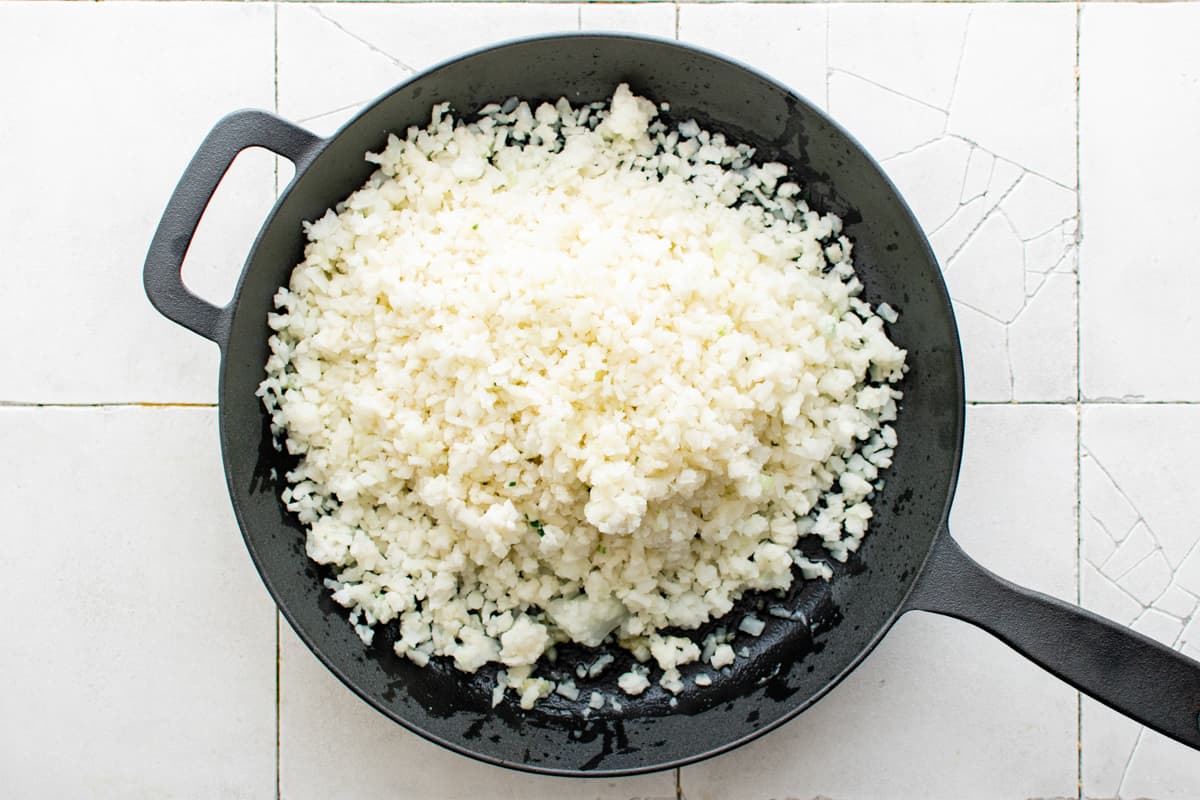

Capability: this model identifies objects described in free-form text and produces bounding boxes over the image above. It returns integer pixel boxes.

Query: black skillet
[143,33,1200,775]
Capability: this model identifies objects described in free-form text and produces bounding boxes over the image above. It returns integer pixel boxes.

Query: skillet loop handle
[143,110,324,347]
[905,532,1200,751]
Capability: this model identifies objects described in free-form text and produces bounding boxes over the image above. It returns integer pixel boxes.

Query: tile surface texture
[0,408,276,798]
[1080,405,1200,800]
[4,1,1200,798]
[1080,3,1200,402]
[0,2,275,404]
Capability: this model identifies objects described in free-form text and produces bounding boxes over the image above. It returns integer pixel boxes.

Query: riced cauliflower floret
[499,615,551,667]
[519,678,554,709]
[660,668,685,695]
[598,83,657,140]
[545,594,628,648]
[649,635,701,671]
[710,644,736,669]
[617,670,651,696]
[453,625,500,673]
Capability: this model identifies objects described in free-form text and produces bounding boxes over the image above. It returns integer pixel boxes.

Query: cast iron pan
[143,33,1200,775]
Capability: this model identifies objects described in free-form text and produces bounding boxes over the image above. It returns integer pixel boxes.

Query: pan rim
[218,29,968,778]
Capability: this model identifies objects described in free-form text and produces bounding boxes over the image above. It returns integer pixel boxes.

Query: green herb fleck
[507,481,516,487]
[717,328,727,336]
[472,223,479,230]
[598,545,607,554]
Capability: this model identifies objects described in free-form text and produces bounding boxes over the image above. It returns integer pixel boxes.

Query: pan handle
[904,530,1200,751]
[143,110,324,348]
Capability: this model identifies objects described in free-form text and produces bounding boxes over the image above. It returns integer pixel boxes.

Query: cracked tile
[960,146,993,204]
[945,212,1026,323]
[1024,222,1076,276]
[313,2,579,70]
[277,3,578,135]
[1085,409,1200,578]
[1008,272,1075,400]
[1183,615,1200,662]
[0,2,273,403]
[1099,521,1155,583]
[278,624,672,800]
[827,5,1076,404]
[882,137,973,233]
[982,157,1024,210]
[1122,550,1173,607]
[828,3,969,110]
[927,167,1078,406]
[1080,3,1200,401]
[1082,699,1145,798]
[929,154,1026,270]
[312,5,416,72]
[827,70,945,162]
[1081,405,1200,798]
[1131,607,1184,648]
[998,173,1077,240]
[277,6,409,132]
[928,195,987,267]
[1082,563,1143,629]
[1177,545,1200,597]
[1157,585,1199,621]
[1085,698,1200,800]
[680,405,1077,799]
[1081,454,1140,546]
[1120,726,1200,800]
[1083,514,1117,567]
[947,4,1076,187]
[677,4,827,108]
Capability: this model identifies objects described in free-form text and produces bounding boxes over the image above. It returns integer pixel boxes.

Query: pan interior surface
[218,34,965,775]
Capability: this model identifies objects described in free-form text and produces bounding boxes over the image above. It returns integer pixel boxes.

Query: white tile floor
[2,1,1199,798]
[0,407,277,798]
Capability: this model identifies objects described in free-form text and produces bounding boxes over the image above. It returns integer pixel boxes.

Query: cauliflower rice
[258,85,906,708]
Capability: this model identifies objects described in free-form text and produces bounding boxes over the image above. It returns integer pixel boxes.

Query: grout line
[274,2,281,117]
[1075,403,1084,798]
[0,402,218,409]
[1074,0,1084,414]
[273,9,282,797]
[966,399,1200,406]
[274,2,282,196]
[309,4,416,72]
[1073,6,1084,797]
[24,0,1179,5]
[295,99,372,125]
[824,4,832,110]
[5,399,1199,410]
[276,611,282,800]
[676,766,683,800]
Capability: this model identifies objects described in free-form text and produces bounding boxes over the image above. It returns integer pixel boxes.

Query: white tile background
[1,1,1198,798]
